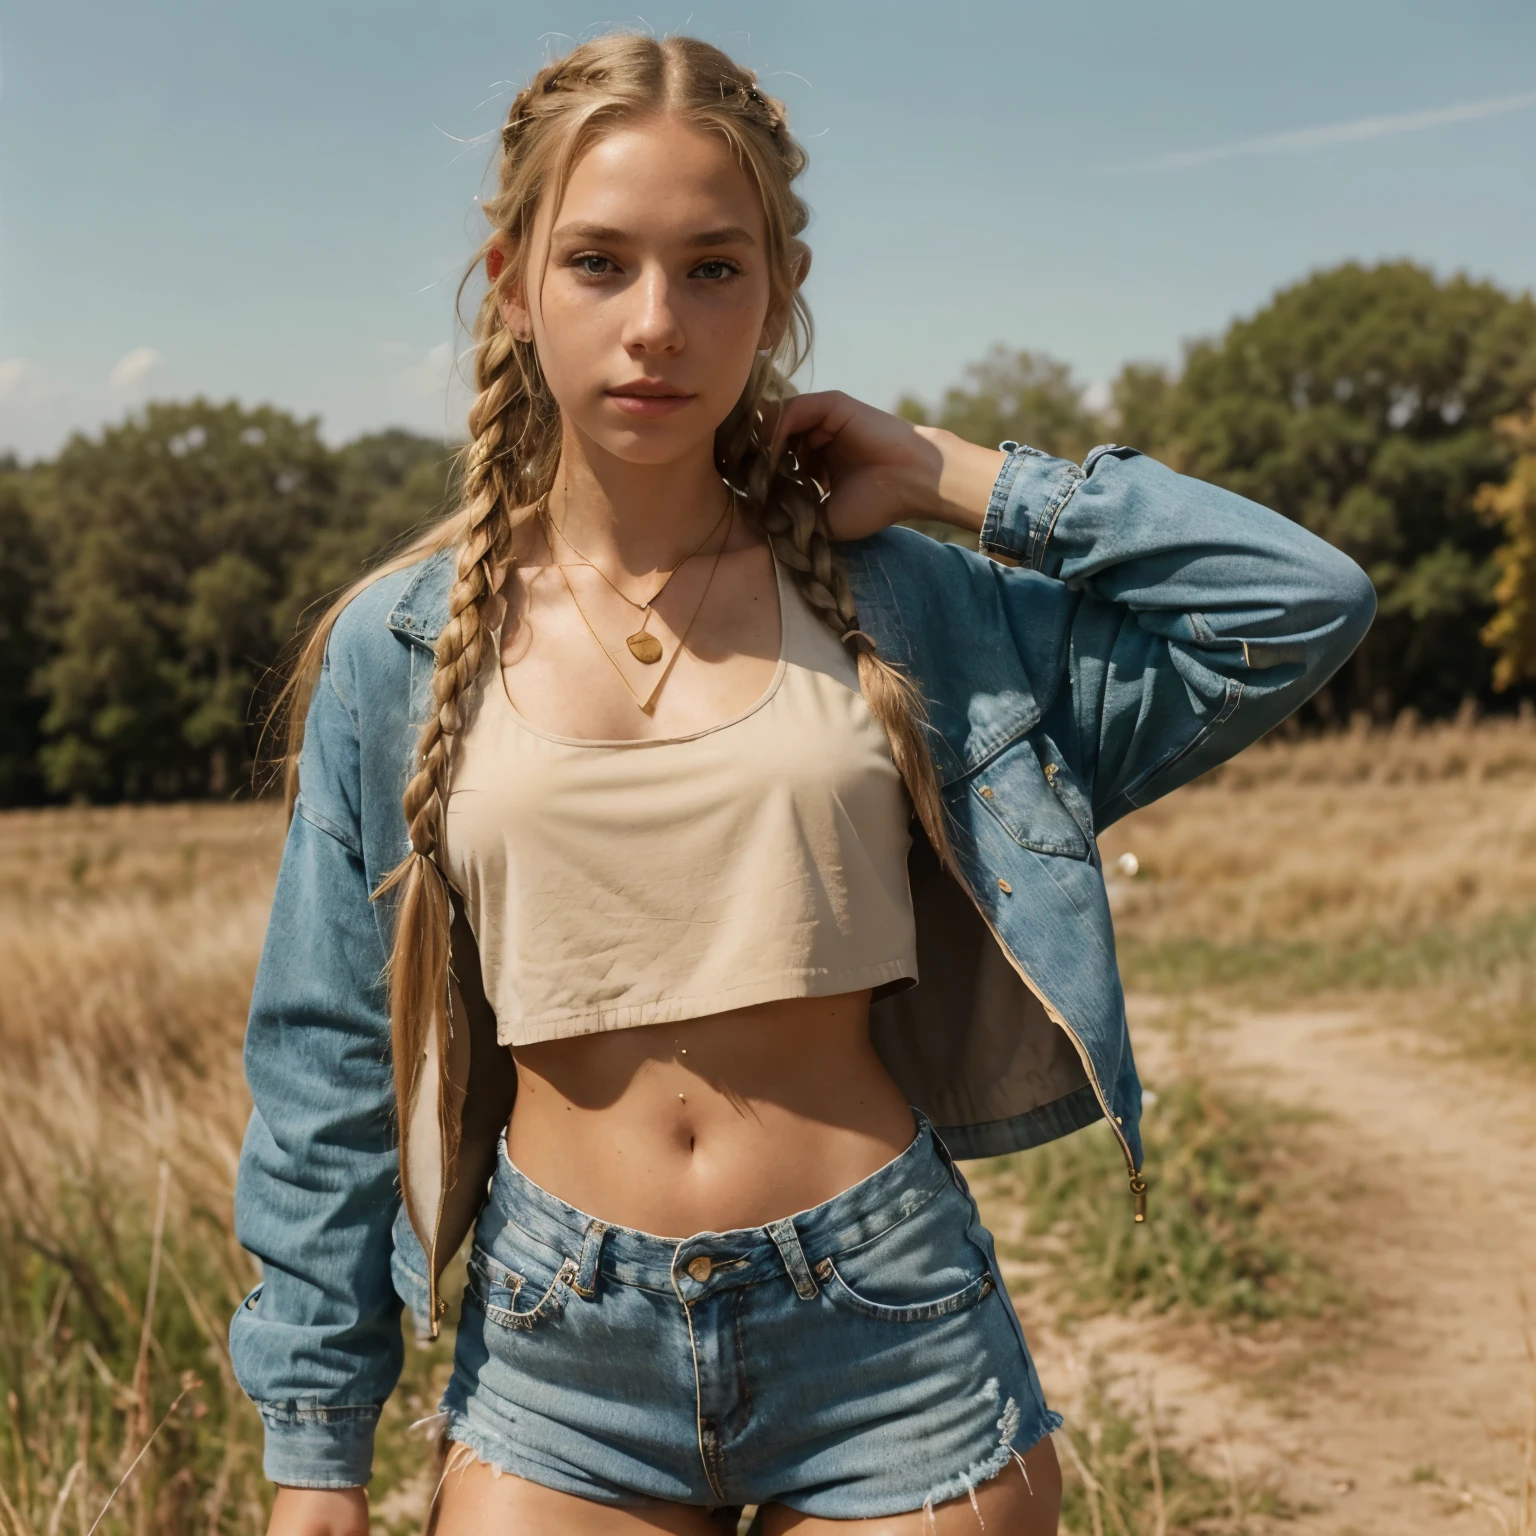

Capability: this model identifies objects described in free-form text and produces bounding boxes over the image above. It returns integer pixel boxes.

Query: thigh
[759,1435,1061,1536]
[432,1445,741,1536]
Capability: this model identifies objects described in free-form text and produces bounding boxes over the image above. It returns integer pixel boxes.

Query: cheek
[695,295,766,358]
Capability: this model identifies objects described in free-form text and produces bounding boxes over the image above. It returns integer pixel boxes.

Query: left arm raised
[774,393,1376,824]
[977,441,1375,823]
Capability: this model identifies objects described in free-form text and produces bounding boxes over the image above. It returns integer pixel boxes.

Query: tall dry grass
[0,806,450,1534]
[1101,712,1536,1064]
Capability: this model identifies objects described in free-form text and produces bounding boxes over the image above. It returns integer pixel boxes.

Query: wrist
[912,428,1007,534]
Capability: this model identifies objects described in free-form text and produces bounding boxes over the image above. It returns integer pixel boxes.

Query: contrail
[1113,89,1536,172]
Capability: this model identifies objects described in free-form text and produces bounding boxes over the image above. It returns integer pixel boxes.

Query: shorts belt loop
[766,1218,819,1301]
[570,1219,608,1299]
[925,1117,967,1195]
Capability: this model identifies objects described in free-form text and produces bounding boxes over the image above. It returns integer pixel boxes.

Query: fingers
[769,391,850,458]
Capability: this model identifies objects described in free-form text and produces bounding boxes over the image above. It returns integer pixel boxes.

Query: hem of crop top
[494,957,918,1048]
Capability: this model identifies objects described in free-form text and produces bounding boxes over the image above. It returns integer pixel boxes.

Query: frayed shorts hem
[439,1412,674,1510]
[439,1407,1065,1519]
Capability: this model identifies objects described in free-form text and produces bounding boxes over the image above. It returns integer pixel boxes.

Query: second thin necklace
[547,491,734,664]
[544,493,736,714]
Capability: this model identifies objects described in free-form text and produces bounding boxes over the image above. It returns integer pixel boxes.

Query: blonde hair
[274,33,955,1166]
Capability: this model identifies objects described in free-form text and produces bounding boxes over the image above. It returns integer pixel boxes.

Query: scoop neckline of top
[491,541,790,749]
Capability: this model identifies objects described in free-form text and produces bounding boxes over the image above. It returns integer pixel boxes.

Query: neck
[548,423,731,575]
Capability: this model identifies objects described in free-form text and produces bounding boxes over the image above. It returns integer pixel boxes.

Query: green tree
[35,401,341,799]
[1110,362,1176,458]
[898,346,1103,461]
[1168,261,1536,720]
[33,407,456,801]
[0,458,51,805]
[279,428,458,638]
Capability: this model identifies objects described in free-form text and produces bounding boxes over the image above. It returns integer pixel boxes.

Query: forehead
[548,117,767,241]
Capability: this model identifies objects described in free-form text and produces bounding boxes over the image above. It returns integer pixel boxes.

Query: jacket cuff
[979,442,1085,571]
[258,1400,380,1488]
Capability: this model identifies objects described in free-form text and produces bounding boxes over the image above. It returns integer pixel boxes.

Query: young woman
[231,34,1374,1536]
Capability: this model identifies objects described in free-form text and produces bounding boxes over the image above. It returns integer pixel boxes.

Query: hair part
[272,32,956,1190]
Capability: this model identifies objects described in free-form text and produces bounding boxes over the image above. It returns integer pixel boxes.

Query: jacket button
[978,785,994,799]
[687,1256,713,1282]
[997,878,1013,895]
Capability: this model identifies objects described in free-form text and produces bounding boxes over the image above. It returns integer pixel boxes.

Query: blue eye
[575,254,613,276]
[692,259,739,281]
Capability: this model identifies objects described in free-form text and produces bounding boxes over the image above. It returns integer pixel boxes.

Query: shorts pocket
[814,1255,993,1322]
[467,1241,574,1332]
[812,1186,995,1323]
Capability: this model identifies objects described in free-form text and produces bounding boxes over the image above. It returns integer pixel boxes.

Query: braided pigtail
[372,309,538,1156]
[724,403,957,873]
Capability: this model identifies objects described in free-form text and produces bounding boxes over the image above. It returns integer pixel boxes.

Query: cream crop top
[442,552,919,1047]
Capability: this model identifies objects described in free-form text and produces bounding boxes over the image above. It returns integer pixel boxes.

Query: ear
[758,244,812,352]
[488,238,533,342]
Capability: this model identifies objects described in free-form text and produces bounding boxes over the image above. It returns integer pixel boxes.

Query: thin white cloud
[1117,90,1536,172]
[108,345,163,393]
[0,358,29,397]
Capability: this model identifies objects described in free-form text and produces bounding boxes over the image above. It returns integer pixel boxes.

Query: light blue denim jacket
[230,443,1374,1487]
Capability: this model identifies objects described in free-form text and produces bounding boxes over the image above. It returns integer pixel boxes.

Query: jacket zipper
[969,897,1147,1222]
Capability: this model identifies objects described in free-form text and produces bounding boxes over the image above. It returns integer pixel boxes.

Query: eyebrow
[552,221,758,248]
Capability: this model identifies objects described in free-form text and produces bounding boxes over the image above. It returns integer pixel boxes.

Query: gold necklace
[546,491,734,664]
[553,503,734,714]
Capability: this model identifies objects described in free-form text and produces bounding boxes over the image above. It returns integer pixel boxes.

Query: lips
[606,382,695,419]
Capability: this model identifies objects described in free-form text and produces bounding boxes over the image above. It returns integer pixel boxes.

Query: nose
[621,263,685,357]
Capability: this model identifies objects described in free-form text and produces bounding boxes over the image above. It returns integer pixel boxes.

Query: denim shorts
[440,1112,1062,1519]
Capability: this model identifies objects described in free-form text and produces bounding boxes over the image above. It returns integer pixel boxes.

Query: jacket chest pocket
[970,737,1091,859]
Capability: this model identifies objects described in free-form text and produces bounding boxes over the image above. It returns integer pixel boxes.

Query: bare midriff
[506,989,916,1237]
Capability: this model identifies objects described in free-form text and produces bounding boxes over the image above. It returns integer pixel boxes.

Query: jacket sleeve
[980,442,1376,827]
[229,649,404,1489]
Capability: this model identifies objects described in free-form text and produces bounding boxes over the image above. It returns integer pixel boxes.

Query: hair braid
[373,312,530,1136]
[736,435,955,872]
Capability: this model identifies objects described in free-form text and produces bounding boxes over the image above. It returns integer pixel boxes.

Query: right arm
[230,649,403,1525]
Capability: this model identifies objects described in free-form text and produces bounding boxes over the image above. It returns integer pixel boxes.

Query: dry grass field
[2,717,1534,1533]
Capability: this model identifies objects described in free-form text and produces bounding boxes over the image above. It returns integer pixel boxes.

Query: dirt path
[1025,1001,1536,1533]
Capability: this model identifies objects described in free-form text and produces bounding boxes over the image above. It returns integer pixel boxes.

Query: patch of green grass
[977,1078,1348,1327]
[1118,908,1536,1070]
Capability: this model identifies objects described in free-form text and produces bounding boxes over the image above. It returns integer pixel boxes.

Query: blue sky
[2,0,1533,458]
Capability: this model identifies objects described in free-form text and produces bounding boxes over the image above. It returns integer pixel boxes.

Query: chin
[586,415,727,468]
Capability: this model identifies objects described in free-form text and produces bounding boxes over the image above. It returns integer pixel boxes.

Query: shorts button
[687,1256,713,1282]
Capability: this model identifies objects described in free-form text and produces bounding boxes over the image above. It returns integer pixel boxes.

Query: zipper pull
[1129,1171,1148,1224]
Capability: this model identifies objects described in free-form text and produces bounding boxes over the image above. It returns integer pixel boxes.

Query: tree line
[3,258,1536,807]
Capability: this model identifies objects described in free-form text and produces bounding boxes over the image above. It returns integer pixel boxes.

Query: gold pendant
[626,630,664,664]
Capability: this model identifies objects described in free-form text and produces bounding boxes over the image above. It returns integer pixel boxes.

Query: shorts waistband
[484,1111,960,1299]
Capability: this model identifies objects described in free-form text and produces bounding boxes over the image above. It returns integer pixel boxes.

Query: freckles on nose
[625,276,684,348]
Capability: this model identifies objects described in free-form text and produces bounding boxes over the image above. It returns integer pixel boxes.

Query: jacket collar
[385,547,456,648]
